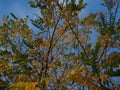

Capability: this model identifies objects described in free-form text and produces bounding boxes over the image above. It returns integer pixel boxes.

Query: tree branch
[65,16,90,60]
[44,17,61,77]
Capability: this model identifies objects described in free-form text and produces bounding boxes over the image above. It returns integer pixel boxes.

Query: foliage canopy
[0,0,120,90]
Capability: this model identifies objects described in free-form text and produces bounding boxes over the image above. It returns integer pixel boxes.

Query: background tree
[0,0,120,90]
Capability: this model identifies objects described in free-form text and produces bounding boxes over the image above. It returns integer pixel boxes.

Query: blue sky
[0,0,40,19]
[0,0,104,19]
[0,0,112,44]
[0,0,119,38]
[0,0,120,86]
[0,0,120,38]
[0,0,119,19]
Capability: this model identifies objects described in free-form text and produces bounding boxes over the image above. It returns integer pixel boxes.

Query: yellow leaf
[2,17,6,25]
[66,74,70,79]
[70,70,75,76]
[35,87,40,90]
[40,78,49,87]
[100,74,108,83]
[66,69,76,79]
[9,82,40,90]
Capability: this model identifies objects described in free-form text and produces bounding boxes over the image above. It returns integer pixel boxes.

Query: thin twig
[65,16,90,60]
[44,17,61,77]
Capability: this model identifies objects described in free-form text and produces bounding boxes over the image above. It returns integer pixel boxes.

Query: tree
[0,0,120,90]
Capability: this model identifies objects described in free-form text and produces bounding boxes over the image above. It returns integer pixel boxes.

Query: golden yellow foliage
[100,74,108,83]
[10,82,40,90]
[40,78,49,88]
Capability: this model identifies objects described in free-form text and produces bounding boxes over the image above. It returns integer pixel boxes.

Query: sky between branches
[0,0,104,18]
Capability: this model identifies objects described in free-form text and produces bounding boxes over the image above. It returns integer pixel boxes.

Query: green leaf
[10,13,18,20]
[23,40,34,49]
[29,1,37,8]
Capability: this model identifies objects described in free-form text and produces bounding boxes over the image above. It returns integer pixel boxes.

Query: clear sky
[0,0,115,42]
[0,0,120,38]
[0,0,40,19]
[0,0,120,19]
[0,0,104,19]
[0,0,119,36]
